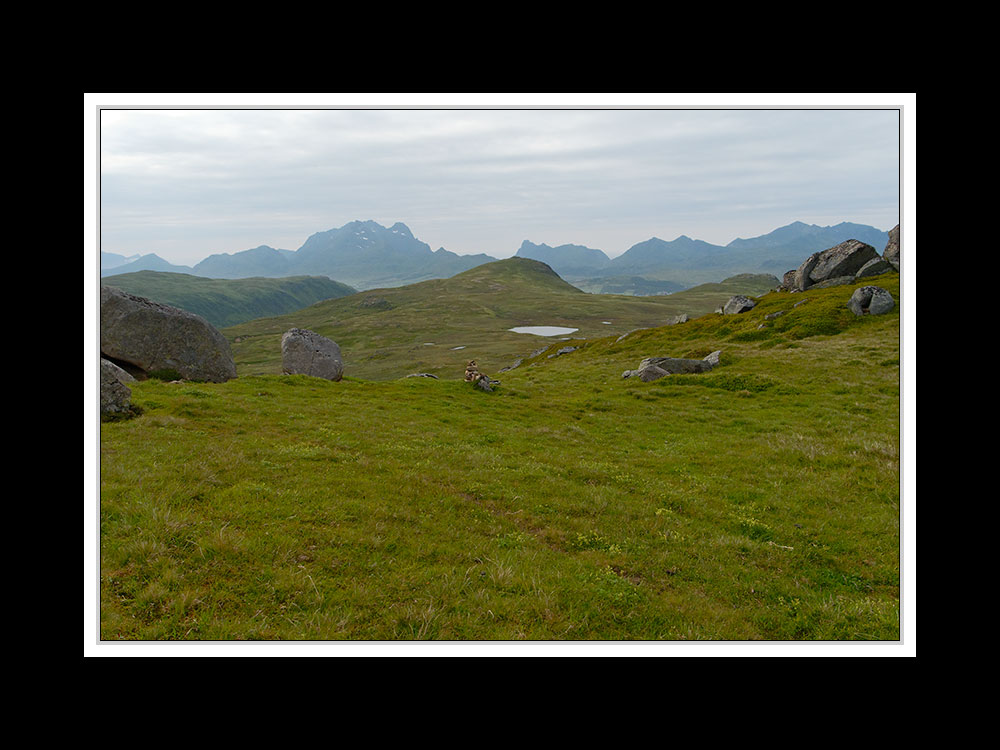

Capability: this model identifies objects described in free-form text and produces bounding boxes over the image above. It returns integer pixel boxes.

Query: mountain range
[101,219,892,293]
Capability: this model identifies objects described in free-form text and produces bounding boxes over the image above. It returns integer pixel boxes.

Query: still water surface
[508,326,579,336]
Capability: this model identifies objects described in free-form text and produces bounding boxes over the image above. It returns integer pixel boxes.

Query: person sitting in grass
[464,359,499,391]
[464,360,481,383]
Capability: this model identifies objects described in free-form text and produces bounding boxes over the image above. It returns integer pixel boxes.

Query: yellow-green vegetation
[99,266,901,641]
[225,258,780,382]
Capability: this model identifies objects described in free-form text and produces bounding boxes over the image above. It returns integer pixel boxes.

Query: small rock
[405,373,438,379]
[638,365,671,382]
[498,359,522,373]
[847,286,895,316]
[547,346,577,358]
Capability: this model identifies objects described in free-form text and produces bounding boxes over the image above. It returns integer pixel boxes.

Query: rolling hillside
[99,269,902,641]
[101,271,357,328]
[224,258,780,381]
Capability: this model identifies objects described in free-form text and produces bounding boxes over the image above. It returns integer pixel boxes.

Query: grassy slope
[101,270,357,329]
[100,271,901,641]
[225,258,780,381]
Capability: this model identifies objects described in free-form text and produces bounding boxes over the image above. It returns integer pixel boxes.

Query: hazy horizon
[97,99,903,267]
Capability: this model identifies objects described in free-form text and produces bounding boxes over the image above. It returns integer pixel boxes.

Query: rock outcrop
[783,229,900,293]
[100,357,134,418]
[847,286,895,316]
[281,328,344,381]
[100,286,237,382]
[623,351,721,382]
[883,224,900,271]
[723,296,756,315]
[790,239,881,292]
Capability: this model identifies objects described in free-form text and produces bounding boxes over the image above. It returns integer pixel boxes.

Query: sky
[93,94,907,267]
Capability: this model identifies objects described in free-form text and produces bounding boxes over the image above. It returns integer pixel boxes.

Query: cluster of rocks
[781,225,899,293]
[847,286,895,316]
[715,225,900,321]
[99,285,353,419]
[100,286,238,419]
[623,350,721,382]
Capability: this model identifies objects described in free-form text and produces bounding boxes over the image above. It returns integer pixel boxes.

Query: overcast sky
[95,96,904,267]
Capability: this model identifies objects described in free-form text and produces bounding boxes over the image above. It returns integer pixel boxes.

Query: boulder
[638,365,671,382]
[883,224,900,271]
[794,240,880,291]
[281,328,344,381]
[723,295,756,315]
[100,286,236,382]
[855,256,894,279]
[625,351,721,382]
[100,357,133,418]
[847,286,895,316]
[547,346,577,358]
[101,357,136,384]
[809,275,856,289]
[667,314,690,325]
[474,375,500,392]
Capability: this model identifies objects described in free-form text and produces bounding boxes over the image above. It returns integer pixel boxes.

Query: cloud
[98,106,901,264]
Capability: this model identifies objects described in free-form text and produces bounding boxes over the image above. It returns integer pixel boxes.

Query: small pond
[508,326,579,336]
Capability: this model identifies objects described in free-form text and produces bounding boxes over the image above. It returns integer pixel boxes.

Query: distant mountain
[727,221,888,253]
[101,251,142,270]
[514,240,611,278]
[725,221,890,273]
[193,245,296,279]
[169,220,496,290]
[101,270,356,328]
[100,253,193,277]
[100,219,893,294]
[569,222,894,287]
[610,235,732,275]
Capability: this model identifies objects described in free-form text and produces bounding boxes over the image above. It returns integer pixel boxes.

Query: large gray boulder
[281,328,344,381]
[793,240,880,291]
[723,295,756,315]
[847,286,895,316]
[100,357,134,418]
[883,224,900,271]
[100,286,237,382]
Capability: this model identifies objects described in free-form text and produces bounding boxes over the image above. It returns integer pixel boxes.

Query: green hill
[225,257,780,381]
[101,270,357,328]
[99,269,901,641]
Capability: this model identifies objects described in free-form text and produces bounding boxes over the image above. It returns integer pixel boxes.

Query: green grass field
[96,269,904,645]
